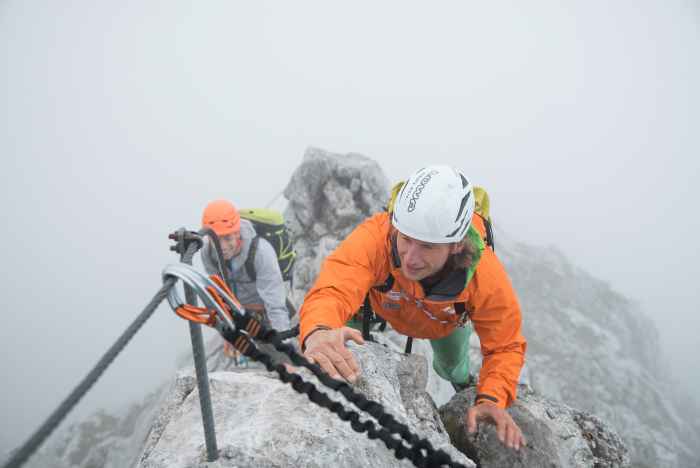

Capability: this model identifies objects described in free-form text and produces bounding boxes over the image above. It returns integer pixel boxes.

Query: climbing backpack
[239,208,296,283]
[471,186,494,251]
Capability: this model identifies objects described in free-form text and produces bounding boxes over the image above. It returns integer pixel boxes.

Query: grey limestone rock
[439,385,630,468]
[136,339,474,468]
[23,147,699,468]
[283,146,390,305]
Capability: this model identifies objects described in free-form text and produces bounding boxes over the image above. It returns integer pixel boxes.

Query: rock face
[16,147,698,468]
[11,390,165,468]
[283,146,390,304]
[281,147,697,467]
[495,232,700,468]
[440,386,629,468]
[136,338,473,468]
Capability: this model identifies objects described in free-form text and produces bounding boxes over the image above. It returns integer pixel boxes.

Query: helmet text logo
[407,170,439,212]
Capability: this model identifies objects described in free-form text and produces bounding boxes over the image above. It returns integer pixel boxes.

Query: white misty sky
[1,0,699,455]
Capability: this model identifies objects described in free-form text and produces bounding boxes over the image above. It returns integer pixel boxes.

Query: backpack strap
[482,216,495,252]
[357,272,393,342]
[244,236,261,282]
[361,284,391,342]
[373,273,395,292]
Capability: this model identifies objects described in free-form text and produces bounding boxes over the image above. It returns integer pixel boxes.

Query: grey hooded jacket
[201,219,290,331]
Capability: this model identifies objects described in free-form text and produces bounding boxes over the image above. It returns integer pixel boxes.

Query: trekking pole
[168,228,218,462]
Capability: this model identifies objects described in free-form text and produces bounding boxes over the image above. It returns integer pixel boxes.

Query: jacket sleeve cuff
[474,393,500,406]
[475,381,510,408]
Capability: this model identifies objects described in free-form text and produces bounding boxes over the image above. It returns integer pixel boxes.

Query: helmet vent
[454,190,472,222]
[446,213,470,239]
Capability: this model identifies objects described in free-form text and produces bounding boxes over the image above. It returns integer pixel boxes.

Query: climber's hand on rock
[303,327,364,384]
[467,402,526,450]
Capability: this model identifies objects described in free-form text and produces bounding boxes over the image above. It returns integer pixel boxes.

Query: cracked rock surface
[439,385,630,468]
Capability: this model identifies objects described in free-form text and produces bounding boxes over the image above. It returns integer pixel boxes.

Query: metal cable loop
[162,263,236,330]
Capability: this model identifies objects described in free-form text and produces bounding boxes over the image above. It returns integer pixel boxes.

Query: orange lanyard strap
[163,262,241,326]
[174,304,216,326]
[174,274,244,326]
[163,265,266,357]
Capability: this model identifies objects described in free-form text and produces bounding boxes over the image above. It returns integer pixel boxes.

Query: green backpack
[239,208,296,283]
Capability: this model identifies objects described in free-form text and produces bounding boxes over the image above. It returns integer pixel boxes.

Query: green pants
[430,324,472,385]
[346,316,363,331]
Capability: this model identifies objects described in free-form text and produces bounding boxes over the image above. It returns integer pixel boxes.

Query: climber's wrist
[301,325,332,352]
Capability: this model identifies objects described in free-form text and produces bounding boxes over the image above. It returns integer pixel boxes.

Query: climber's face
[396,231,463,281]
[219,231,242,260]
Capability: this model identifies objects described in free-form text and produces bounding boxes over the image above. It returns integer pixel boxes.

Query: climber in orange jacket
[299,165,527,450]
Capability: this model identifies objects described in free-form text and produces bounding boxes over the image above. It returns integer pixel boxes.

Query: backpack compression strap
[244,236,261,282]
[479,214,495,252]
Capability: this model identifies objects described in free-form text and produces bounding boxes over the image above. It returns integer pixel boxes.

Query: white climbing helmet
[391,165,475,243]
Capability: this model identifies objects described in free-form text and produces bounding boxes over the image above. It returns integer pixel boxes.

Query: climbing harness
[163,263,467,468]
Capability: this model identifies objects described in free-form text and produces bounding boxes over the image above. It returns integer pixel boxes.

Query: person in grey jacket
[200,199,291,332]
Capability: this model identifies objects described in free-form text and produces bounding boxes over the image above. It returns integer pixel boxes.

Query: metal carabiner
[162,263,237,331]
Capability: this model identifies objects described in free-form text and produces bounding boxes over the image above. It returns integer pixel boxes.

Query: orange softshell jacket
[299,212,526,408]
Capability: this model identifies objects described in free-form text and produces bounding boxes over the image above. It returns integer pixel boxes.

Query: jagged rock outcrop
[280,148,695,467]
[18,147,698,468]
[137,338,472,468]
[495,232,700,468]
[440,386,629,468]
[138,147,633,467]
[283,146,390,304]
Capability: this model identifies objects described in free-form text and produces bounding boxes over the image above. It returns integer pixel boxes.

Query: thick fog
[1,0,698,456]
